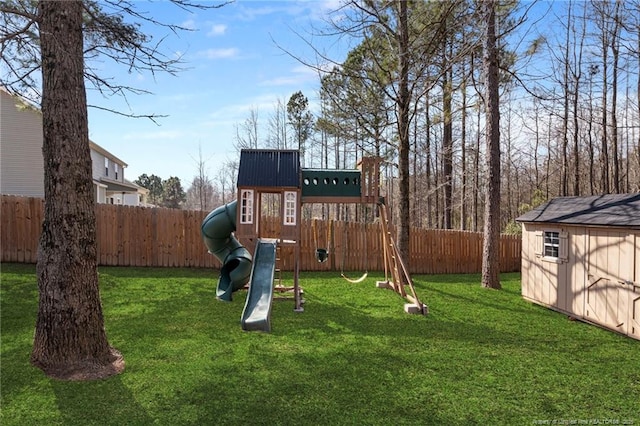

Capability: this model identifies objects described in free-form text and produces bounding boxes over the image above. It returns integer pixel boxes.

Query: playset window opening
[284,191,296,225]
[240,189,254,224]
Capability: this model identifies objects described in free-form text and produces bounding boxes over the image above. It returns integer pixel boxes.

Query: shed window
[240,190,254,224]
[537,230,568,262]
[284,191,296,225]
[544,231,560,258]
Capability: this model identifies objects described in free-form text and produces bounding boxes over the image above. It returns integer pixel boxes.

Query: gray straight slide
[241,238,277,332]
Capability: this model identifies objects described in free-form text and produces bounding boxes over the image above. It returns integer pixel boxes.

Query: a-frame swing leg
[376,201,428,315]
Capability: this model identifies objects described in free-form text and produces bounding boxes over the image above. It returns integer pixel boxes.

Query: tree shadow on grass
[51,375,154,426]
[424,284,541,318]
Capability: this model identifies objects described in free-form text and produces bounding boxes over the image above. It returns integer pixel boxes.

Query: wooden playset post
[357,156,381,204]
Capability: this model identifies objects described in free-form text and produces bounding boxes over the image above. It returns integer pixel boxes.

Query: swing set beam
[302,156,427,315]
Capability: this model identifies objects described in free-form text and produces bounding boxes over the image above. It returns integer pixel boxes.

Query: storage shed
[517,193,640,340]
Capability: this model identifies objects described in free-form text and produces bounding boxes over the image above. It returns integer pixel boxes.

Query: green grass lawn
[1,263,638,425]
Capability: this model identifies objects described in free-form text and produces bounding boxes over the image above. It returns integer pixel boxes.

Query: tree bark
[481,0,501,290]
[460,63,468,231]
[610,0,621,194]
[425,94,433,229]
[600,4,610,194]
[442,52,453,229]
[560,1,571,197]
[396,0,411,266]
[31,0,124,380]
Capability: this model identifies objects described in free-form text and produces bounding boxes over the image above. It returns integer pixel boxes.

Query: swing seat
[315,248,328,263]
[341,271,368,284]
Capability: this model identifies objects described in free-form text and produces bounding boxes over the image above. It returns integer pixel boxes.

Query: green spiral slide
[201,200,252,301]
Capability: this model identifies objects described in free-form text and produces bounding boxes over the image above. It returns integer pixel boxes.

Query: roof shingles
[516,193,640,228]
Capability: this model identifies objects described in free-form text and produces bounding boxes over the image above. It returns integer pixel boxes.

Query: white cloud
[233,5,279,21]
[204,93,285,123]
[199,47,240,59]
[259,76,301,87]
[123,130,184,141]
[181,19,197,30]
[207,24,227,36]
[259,65,318,87]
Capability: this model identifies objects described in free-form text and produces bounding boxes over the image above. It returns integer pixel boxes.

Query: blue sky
[86,0,346,188]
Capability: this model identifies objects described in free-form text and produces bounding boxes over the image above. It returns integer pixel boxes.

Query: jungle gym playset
[201,149,427,332]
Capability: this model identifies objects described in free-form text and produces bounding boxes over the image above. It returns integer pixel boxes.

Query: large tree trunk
[460,61,468,231]
[600,5,610,194]
[560,1,571,197]
[442,53,453,229]
[481,0,501,290]
[31,0,124,380]
[425,94,433,229]
[610,0,621,194]
[396,0,411,265]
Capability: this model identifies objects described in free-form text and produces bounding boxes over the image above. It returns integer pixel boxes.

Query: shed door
[585,275,624,332]
[584,230,635,336]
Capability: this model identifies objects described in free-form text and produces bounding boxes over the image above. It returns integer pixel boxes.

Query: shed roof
[516,193,640,228]
[237,149,300,188]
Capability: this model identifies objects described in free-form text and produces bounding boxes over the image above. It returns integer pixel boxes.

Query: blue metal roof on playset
[237,149,300,188]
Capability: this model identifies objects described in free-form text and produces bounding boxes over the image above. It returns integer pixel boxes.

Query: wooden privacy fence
[1,195,521,273]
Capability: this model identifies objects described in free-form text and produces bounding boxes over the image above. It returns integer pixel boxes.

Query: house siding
[90,149,106,181]
[1,88,138,205]
[0,90,45,197]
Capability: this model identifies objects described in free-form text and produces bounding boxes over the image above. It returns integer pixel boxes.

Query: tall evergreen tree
[33,0,124,380]
[0,0,226,380]
[162,176,186,209]
[135,173,164,205]
[287,91,314,167]
[481,0,502,290]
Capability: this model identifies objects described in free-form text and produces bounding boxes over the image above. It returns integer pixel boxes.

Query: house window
[114,163,119,180]
[240,190,254,224]
[105,158,109,176]
[544,231,560,258]
[284,191,296,225]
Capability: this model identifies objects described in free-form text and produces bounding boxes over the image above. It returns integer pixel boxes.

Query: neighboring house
[517,193,640,341]
[0,87,147,206]
[89,142,149,205]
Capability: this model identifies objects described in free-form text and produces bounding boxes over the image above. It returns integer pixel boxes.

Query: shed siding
[522,223,568,309]
[522,224,537,301]
[523,222,639,340]
[0,90,45,197]
[569,228,587,317]
[630,234,640,339]
[585,230,636,335]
